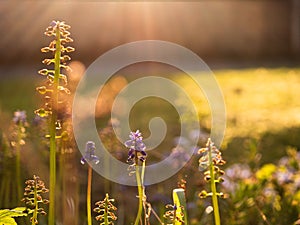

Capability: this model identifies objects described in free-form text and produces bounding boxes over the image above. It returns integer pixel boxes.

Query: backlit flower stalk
[11,110,27,201]
[34,20,74,225]
[81,141,100,225]
[198,138,226,225]
[124,130,147,225]
[22,175,49,225]
[163,204,184,225]
[94,193,117,225]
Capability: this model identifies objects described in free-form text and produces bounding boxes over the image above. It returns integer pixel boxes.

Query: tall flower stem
[32,182,38,225]
[134,163,143,225]
[23,176,49,225]
[36,20,74,225]
[103,201,108,225]
[48,25,61,225]
[81,141,99,225]
[124,130,147,225]
[16,122,22,200]
[87,165,93,225]
[208,146,221,225]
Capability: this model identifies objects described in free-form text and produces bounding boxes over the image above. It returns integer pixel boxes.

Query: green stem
[141,161,147,225]
[141,161,146,186]
[48,25,61,225]
[104,194,109,225]
[208,147,221,225]
[16,122,22,200]
[134,162,143,225]
[32,181,38,225]
[87,166,92,225]
[59,144,64,223]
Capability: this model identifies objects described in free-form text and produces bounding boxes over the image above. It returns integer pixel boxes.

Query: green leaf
[0,216,17,225]
[0,207,27,225]
[173,188,188,225]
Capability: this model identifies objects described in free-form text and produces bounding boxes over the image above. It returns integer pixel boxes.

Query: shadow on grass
[225,126,300,166]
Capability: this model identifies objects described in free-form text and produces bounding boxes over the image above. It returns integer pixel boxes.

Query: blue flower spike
[125,130,147,163]
[81,141,100,165]
[13,110,27,124]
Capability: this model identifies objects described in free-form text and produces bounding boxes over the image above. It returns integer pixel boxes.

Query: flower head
[163,204,184,224]
[124,130,147,163]
[94,193,117,224]
[13,110,27,124]
[22,175,49,223]
[81,141,100,165]
[198,138,225,171]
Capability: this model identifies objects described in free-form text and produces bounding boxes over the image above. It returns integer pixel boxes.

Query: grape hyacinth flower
[164,204,185,225]
[35,20,74,225]
[94,193,118,224]
[125,130,147,164]
[124,130,147,225]
[198,139,225,172]
[81,141,100,165]
[22,175,49,225]
[13,110,27,125]
[198,138,226,225]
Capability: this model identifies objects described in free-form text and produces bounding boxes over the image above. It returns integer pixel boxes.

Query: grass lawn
[174,67,300,140]
[1,67,299,164]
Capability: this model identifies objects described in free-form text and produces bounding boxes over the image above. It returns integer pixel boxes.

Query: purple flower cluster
[13,110,27,124]
[222,163,252,192]
[124,130,147,163]
[81,141,100,165]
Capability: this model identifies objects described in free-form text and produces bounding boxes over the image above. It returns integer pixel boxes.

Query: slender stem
[48,25,61,225]
[59,143,65,223]
[141,161,146,186]
[16,122,22,200]
[208,147,221,225]
[104,194,109,225]
[150,207,164,225]
[141,161,147,225]
[134,162,143,225]
[87,166,93,225]
[32,181,38,225]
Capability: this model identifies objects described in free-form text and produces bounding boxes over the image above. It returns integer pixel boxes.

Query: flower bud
[198,190,208,198]
[38,69,48,76]
[65,46,75,53]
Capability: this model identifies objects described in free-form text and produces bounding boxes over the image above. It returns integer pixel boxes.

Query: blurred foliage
[220,146,300,225]
[0,67,300,224]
